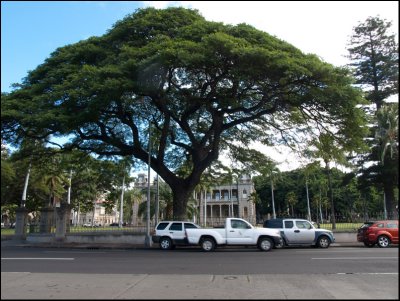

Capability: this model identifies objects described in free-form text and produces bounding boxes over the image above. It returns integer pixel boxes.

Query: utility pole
[119,175,125,228]
[271,176,276,219]
[155,174,159,226]
[306,178,311,221]
[21,162,32,208]
[67,169,72,205]
[145,121,152,247]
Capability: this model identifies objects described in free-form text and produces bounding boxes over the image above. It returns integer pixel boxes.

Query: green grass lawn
[1,228,15,235]
[318,222,363,231]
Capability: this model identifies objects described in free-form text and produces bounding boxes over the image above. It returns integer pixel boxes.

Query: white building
[71,198,119,226]
[194,174,256,226]
[70,173,256,227]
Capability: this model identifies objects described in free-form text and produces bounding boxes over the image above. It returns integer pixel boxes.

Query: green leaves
[347,16,398,109]
[1,7,372,219]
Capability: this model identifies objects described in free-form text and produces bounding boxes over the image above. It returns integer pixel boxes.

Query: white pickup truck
[185,218,282,252]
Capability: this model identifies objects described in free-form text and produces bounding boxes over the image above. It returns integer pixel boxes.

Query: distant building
[71,197,119,226]
[70,173,256,227]
[194,174,256,226]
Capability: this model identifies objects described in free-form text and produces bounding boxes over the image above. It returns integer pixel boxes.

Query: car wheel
[200,237,215,252]
[363,242,375,247]
[317,236,331,248]
[377,235,390,248]
[258,237,273,252]
[159,237,173,250]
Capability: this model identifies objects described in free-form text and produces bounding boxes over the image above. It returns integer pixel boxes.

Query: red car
[357,220,398,248]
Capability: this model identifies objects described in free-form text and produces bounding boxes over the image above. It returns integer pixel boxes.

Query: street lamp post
[21,162,31,208]
[67,169,72,205]
[15,162,31,239]
[119,175,125,228]
[305,178,311,221]
[271,177,276,219]
[155,174,159,226]
[145,121,152,247]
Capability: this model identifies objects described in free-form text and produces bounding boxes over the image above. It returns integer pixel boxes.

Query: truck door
[168,222,185,244]
[226,219,253,244]
[283,220,315,244]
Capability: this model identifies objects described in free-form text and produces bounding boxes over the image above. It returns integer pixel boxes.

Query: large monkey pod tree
[1,7,367,219]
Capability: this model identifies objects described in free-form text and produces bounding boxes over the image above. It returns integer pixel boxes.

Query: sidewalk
[3,271,398,299]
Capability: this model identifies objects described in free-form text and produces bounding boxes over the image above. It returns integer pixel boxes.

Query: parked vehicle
[263,218,335,248]
[185,218,282,252]
[82,222,101,227]
[357,220,398,248]
[152,221,201,250]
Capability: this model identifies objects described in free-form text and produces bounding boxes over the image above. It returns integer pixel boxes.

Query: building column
[199,191,204,225]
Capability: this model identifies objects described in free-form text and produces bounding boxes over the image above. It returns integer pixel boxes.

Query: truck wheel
[159,237,173,250]
[201,237,215,252]
[377,235,390,248]
[317,236,330,248]
[258,237,273,251]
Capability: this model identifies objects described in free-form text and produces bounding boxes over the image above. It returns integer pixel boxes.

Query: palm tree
[309,133,348,229]
[286,191,298,217]
[376,103,398,164]
[377,103,398,217]
[301,162,320,221]
[261,163,280,219]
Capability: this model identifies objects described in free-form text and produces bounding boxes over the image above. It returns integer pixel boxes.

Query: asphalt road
[1,245,398,274]
[1,245,398,299]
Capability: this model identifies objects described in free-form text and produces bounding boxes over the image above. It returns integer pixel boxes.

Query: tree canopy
[347,16,398,216]
[1,7,367,219]
[347,16,398,110]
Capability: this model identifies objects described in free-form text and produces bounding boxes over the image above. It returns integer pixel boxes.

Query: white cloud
[144,1,398,67]
[140,1,398,171]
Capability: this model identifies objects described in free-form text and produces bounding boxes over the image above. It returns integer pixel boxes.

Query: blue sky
[1,1,144,92]
[2,1,398,93]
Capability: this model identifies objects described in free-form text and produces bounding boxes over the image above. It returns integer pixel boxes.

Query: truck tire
[201,237,215,252]
[159,237,173,250]
[317,236,331,248]
[258,237,273,251]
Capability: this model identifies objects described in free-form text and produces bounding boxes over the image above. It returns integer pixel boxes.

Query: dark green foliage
[347,16,398,110]
[347,16,399,215]
[2,7,368,219]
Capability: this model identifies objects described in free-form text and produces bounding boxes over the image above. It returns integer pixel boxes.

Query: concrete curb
[2,232,366,249]
[2,241,365,249]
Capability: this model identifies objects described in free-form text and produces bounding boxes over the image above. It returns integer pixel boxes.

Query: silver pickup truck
[185,218,282,252]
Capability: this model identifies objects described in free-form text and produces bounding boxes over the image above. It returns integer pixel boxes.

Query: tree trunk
[172,188,192,220]
[383,183,396,218]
